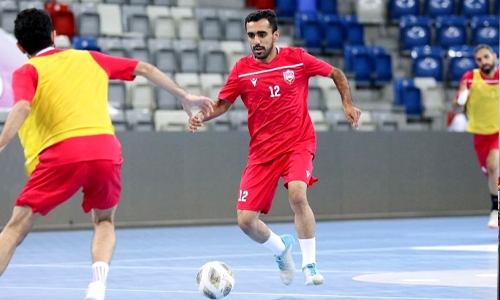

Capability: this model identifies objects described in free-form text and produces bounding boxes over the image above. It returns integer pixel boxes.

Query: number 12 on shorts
[238,190,248,202]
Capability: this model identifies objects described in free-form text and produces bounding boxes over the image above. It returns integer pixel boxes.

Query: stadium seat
[122,5,150,37]
[123,38,150,63]
[156,87,179,110]
[399,16,432,52]
[108,81,127,109]
[471,16,500,46]
[340,15,364,45]
[78,12,100,37]
[447,45,475,84]
[254,0,275,9]
[55,35,72,48]
[460,0,490,17]
[308,78,326,110]
[19,1,44,11]
[275,0,296,19]
[125,109,154,131]
[369,46,393,85]
[203,50,228,73]
[356,0,386,24]
[389,0,420,21]
[126,76,155,110]
[318,0,337,14]
[0,1,18,33]
[492,46,500,56]
[130,0,150,4]
[344,45,367,73]
[97,4,123,37]
[414,77,445,118]
[297,0,317,13]
[426,0,454,17]
[496,0,500,13]
[411,46,444,82]
[177,17,199,40]
[435,16,467,49]
[309,110,330,131]
[224,17,246,41]
[295,13,323,53]
[152,0,177,4]
[393,78,422,115]
[146,5,170,32]
[45,2,76,39]
[154,110,190,131]
[72,36,101,51]
[352,47,372,84]
[154,16,176,39]
[320,14,344,53]
[325,110,352,131]
[148,38,177,73]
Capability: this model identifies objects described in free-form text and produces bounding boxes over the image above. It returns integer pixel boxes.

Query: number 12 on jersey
[269,85,281,98]
[238,190,248,202]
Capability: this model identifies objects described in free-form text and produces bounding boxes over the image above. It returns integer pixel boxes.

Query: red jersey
[12,48,139,170]
[219,47,333,164]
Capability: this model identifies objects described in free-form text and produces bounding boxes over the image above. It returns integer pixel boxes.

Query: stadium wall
[0,132,487,230]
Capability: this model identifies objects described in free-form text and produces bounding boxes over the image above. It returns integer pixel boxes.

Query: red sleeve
[89,51,139,81]
[300,48,333,77]
[12,64,38,104]
[218,64,240,103]
[454,71,473,100]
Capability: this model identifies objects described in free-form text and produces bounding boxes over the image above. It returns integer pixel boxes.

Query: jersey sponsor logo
[283,69,295,85]
[251,78,257,87]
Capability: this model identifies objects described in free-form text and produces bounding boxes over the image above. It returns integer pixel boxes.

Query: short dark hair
[474,44,495,55]
[245,9,278,32]
[14,8,54,56]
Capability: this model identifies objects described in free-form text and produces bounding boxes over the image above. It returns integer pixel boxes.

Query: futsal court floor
[0,216,496,300]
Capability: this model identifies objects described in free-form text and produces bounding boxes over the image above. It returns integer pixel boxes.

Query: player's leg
[236,161,296,285]
[283,150,323,285]
[83,160,121,300]
[0,162,85,277]
[486,148,499,229]
[0,206,37,276]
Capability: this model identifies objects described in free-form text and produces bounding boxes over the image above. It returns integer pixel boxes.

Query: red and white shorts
[16,160,122,216]
[473,132,499,176]
[236,149,318,214]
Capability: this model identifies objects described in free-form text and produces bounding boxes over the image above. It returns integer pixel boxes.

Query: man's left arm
[0,101,31,153]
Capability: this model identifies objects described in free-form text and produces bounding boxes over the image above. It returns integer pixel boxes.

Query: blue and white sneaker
[302,263,324,286]
[84,282,106,300]
[274,234,296,285]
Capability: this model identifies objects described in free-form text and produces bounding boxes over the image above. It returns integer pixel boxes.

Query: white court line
[7,264,380,274]
[0,286,484,300]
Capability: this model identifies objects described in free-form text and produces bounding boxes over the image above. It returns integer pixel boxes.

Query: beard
[480,63,494,74]
[252,44,274,59]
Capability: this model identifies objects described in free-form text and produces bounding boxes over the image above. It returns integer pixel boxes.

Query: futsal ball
[196,261,235,299]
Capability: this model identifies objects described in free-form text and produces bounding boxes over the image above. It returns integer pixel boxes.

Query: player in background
[189,9,360,286]
[0,8,214,300]
[453,44,499,229]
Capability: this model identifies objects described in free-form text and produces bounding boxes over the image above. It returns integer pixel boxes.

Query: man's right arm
[453,71,473,110]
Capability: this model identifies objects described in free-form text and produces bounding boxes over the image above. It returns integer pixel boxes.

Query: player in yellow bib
[453,44,499,229]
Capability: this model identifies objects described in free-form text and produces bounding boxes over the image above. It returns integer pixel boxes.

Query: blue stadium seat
[460,0,490,17]
[297,0,317,13]
[344,45,367,73]
[318,0,337,14]
[471,16,500,46]
[496,0,500,13]
[295,13,323,52]
[492,46,500,57]
[72,36,101,51]
[389,0,420,21]
[352,52,372,85]
[447,46,475,84]
[394,78,422,115]
[435,16,467,49]
[399,16,432,52]
[411,46,444,81]
[426,0,455,17]
[275,0,297,20]
[321,14,344,53]
[369,46,393,85]
[340,15,364,45]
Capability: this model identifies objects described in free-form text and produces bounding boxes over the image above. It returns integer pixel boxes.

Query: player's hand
[188,113,205,133]
[343,104,361,129]
[181,94,215,118]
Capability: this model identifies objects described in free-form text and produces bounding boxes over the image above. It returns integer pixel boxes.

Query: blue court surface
[0,216,496,300]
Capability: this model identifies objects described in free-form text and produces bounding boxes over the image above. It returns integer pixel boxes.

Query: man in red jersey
[453,44,498,229]
[0,8,214,300]
[189,9,360,286]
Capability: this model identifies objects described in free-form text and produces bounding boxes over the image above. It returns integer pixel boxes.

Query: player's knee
[288,190,308,210]
[237,215,256,234]
[486,161,498,175]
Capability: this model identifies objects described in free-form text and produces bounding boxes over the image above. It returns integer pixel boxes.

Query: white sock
[262,231,286,256]
[298,237,316,268]
[91,262,109,285]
